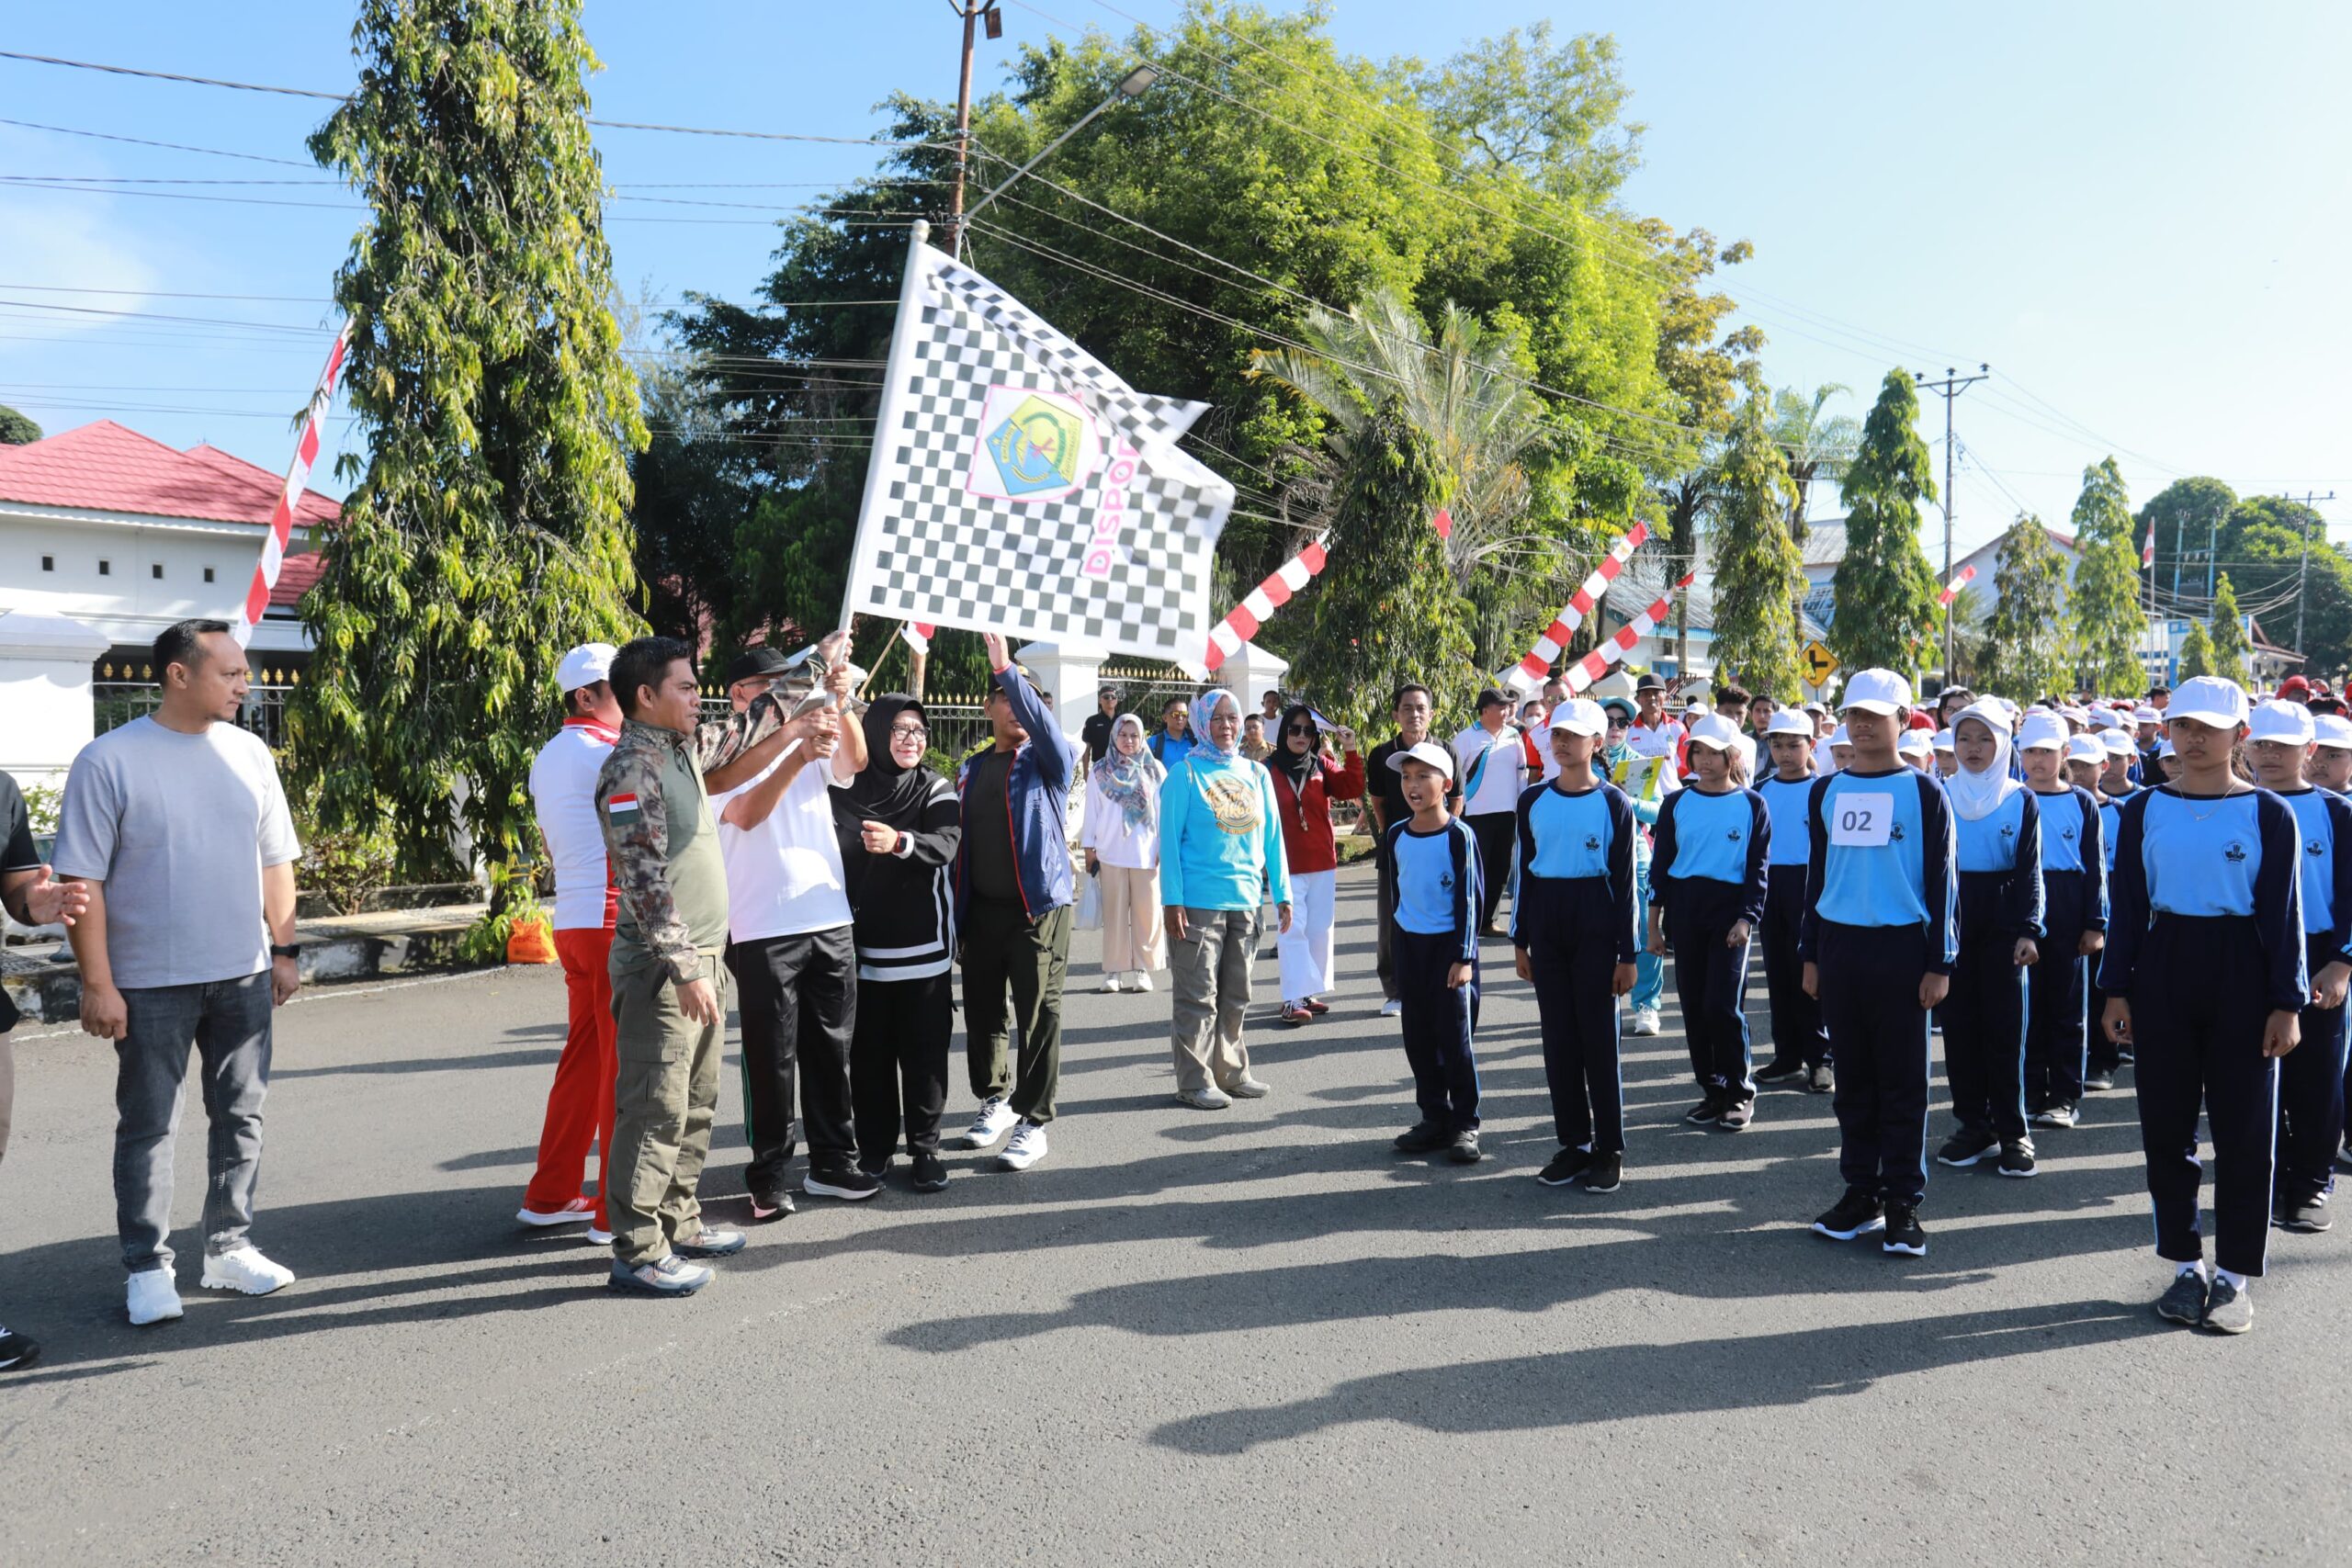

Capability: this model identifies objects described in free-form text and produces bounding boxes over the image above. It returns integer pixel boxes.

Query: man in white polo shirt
[519,643,623,1240]
[712,639,871,1218]
[1452,688,1531,936]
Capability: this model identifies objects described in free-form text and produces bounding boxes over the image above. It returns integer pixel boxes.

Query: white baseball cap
[2166,675,2251,730]
[2317,714,2352,750]
[1897,729,1933,759]
[1931,728,1956,753]
[1839,668,1912,716]
[2249,699,2317,746]
[2132,705,2164,725]
[2086,706,2120,731]
[2018,712,2069,751]
[557,642,616,693]
[1764,709,1815,738]
[2156,738,2177,759]
[1385,739,1456,781]
[1684,713,1744,750]
[2099,729,2136,757]
[1547,697,1608,738]
[2065,735,2105,765]
[1828,725,1853,747]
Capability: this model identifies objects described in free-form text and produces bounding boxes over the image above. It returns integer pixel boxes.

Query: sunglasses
[1285,723,1317,736]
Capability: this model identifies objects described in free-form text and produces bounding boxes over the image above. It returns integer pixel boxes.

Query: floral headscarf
[1094,714,1163,833]
[1190,689,1241,761]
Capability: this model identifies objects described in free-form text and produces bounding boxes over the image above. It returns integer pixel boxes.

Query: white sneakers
[1100,971,1155,992]
[1101,974,1125,993]
[962,1095,1021,1149]
[1629,1008,1661,1037]
[999,1122,1049,1170]
[127,1269,184,1326]
[1177,1085,1232,1111]
[1380,998,1403,1019]
[1223,1077,1272,1100]
[200,1246,297,1296]
[1127,971,1156,993]
[515,1198,597,1227]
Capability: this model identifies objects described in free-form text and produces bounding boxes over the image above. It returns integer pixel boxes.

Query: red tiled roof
[268,551,327,612]
[0,420,339,528]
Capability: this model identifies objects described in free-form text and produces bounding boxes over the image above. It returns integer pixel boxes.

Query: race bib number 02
[1828,793,1894,848]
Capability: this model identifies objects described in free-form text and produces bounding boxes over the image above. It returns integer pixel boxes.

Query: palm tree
[1250,288,1557,593]
[1769,383,1861,541]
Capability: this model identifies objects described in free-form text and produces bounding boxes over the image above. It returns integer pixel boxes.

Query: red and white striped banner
[900,621,935,654]
[1563,572,1696,694]
[1203,533,1330,673]
[232,324,350,648]
[1937,563,1977,607]
[2141,519,2156,570]
[1503,522,1650,693]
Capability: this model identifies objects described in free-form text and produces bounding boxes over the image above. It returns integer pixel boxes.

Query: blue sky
[2,1,2344,564]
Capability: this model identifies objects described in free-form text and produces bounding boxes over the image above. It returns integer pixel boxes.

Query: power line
[0,117,313,165]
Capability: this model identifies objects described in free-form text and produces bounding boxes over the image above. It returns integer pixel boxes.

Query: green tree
[294,0,645,913]
[2208,571,2251,686]
[2065,457,2143,693]
[0,403,40,445]
[1768,383,1860,541]
[2134,476,2236,592]
[1286,401,1474,730]
[1828,370,1939,676]
[1414,22,1642,202]
[1705,385,1804,699]
[2177,617,2214,678]
[1978,513,2069,699]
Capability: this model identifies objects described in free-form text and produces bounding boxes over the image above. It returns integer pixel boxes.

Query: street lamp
[959,63,1158,249]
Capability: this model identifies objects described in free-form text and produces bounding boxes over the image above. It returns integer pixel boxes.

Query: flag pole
[232,323,350,649]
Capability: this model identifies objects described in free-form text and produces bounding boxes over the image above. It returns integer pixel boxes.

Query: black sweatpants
[2130,914,2277,1278]
[2278,932,2349,1205]
[1760,868,1827,1068]
[1521,877,1623,1155]
[1374,844,1399,1002]
[1396,926,1480,1132]
[1817,921,1934,1207]
[1666,880,1755,1102]
[852,970,951,1167]
[1466,811,1515,931]
[961,897,1069,1124]
[2024,869,2089,1110]
[726,924,858,1188]
[1942,933,2030,1143]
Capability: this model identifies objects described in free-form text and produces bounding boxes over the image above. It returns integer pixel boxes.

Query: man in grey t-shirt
[54,619,304,1327]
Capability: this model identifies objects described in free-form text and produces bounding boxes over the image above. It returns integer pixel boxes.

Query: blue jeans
[113,973,273,1274]
[1631,860,1664,1014]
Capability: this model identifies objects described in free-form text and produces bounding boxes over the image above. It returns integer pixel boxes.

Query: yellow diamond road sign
[1802,640,1838,685]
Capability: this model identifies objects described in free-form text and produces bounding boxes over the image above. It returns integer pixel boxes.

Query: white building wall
[0,502,315,654]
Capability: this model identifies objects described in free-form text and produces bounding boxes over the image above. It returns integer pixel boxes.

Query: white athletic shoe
[1222,1076,1272,1100]
[1100,974,1124,993]
[200,1246,296,1296]
[1178,1085,1233,1110]
[584,1225,614,1247]
[998,1121,1049,1170]
[962,1095,1020,1149]
[1380,998,1403,1019]
[1128,971,1155,993]
[126,1269,183,1326]
[1629,1009,1661,1037]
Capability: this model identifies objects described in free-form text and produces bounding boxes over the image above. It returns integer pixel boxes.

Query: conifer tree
[1828,370,1939,675]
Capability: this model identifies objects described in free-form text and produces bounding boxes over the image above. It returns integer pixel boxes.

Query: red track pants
[522,924,617,1226]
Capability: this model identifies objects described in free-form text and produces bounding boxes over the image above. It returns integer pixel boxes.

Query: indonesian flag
[2143,519,2156,570]
[1202,534,1330,674]
[1503,522,1649,694]
[1563,572,1696,694]
[1937,564,1977,607]
[900,622,934,655]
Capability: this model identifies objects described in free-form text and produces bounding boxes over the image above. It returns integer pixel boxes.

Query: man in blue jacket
[954,632,1079,1170]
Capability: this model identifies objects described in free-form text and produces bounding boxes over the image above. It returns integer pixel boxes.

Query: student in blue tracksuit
[1935,701,2046,1179]
[2242,700,2352,1235]
[1385,741,1486,1165]
[1513,698,1639,1193]
[1649,714,1770,1131]
[1802,669,1958,1259]
[1754,710,1831,1092]
[2102,677,2304,1336]
[2019,715,2106,1130]
[2086,734,2138,1088]
[2317,716,2352,1172]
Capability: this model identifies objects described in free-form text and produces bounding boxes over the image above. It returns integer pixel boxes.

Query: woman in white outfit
[1264,703,1364,1025]
[1081,713,1166,992]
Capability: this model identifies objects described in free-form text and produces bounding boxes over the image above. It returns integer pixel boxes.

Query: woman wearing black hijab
[834,695,963,1190]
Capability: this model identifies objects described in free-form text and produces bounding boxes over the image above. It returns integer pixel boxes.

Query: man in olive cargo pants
[594,636,826,1297]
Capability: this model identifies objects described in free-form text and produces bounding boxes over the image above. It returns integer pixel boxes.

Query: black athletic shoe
[1716,1099,1755,1132]
[2201,1276,2252,1334]
[1754,1057,1807,1085]
[2084,1068,2116,1092]
[1811,1188,1884,1241]
[804,1167,882,1201]
[1447,1129,1484,1165]
[1394,1121,1450,1154]
[747,1185,797,1223]
[1582,1154,1623,1193]
[2154,1269,2208,1325]
[910,1152,949,1192]
[2278,1193,2333,1233]
[1684,1094,1726,1125]
[2114,1048,2135,1066]
[2030,1102,2079,1129]
[1536,1148,1593,1188]
[0,1326,38,1371]
[1996,1141,2039,1179]
[1807,1062,1836,1094]
[1937,1129,1999,1168]
[1881,1205,1927,1257]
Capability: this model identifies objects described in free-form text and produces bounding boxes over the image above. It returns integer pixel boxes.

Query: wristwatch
[269,943,301,960]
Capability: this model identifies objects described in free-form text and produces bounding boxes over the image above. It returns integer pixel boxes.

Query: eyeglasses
[889,724,928,741]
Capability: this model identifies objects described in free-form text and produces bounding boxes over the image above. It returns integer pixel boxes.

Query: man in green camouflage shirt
[593,636,831,1296]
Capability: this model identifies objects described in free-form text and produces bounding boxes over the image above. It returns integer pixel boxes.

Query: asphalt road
[3,863,2346,1565]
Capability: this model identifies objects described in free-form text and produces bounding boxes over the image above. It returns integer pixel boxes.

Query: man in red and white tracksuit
[518,643,624,1239]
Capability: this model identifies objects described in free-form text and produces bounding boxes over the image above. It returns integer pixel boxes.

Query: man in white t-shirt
[712,644,870,1216]
[1450,688,1529,936]
[518,643,622,1240]
[1627,672,1687,767]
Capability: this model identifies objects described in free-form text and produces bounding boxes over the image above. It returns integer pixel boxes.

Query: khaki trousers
[606,946,728,1268]
[1099,861,1165,976]
[1170,906,1259,1094]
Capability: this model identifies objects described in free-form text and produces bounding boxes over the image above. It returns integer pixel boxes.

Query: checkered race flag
[840,222,1235,664]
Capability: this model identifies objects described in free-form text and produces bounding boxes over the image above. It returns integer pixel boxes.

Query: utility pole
[944,1,1000,256]
[2287,490,2337,657]
[1914,365,1989,680]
